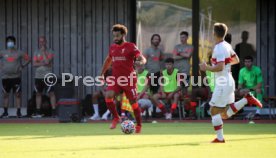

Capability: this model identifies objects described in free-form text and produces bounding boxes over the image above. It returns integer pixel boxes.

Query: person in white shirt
[199,23,262,143]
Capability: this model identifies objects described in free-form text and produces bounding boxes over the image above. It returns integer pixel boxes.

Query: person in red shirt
[101,24,146,133]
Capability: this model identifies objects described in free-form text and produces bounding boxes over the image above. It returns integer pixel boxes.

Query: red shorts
[106,84,137,101]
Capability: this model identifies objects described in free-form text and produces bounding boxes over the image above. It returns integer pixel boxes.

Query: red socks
[132,102,142,126]
[170,103,177,113]
[105,98,119,119]
[158,103,167,114]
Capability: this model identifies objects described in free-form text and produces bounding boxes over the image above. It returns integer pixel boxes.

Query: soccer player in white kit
[199,23,263,143]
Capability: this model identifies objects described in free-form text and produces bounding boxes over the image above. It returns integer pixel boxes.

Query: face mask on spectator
[7,41,15,48]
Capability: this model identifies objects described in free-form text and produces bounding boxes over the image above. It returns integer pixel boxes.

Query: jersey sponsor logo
[152,57,160,61]
[4,54,18,62]
[6,57,16,62]
[112,56,127,61]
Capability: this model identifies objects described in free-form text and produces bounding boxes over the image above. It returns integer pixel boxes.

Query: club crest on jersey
[121,48,125,54]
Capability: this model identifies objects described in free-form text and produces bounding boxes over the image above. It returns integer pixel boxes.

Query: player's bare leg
[221,91,262,120]
[169,93,180,119]
[210,92,263,143]
[152,93,167,115]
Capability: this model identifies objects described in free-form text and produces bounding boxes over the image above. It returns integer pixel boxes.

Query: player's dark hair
[165,57,174,64]
[112,24,128,35]
[6,36,16,43]
[244,56,253,61]
[180,31,189,37]
[214,23,228,38]
[151,34,161,42]
[225,33,232,44]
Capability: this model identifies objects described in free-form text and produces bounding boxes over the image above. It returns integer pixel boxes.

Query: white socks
[93,104,99,116]
[212,114,224,141]
[226,98,248,117]
[101,110,110,120]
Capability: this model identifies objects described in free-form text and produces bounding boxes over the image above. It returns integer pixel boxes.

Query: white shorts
[209,76,235,107]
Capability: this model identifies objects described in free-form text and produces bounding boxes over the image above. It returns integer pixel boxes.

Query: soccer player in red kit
[100,24,146,133]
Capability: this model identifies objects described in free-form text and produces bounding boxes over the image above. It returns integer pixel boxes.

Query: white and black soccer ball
[121,120,135,134]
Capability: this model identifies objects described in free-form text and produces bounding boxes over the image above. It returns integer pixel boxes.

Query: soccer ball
[121,120,135,134]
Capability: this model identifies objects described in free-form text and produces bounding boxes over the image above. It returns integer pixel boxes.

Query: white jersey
[209,41,236,107]
[211,41,236,78]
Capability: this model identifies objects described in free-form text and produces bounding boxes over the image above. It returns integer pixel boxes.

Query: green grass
[0,122,276,158]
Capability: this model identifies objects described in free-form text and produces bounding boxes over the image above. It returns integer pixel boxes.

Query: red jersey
[109,42,141,77]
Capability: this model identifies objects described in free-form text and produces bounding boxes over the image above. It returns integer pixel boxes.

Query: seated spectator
[89,68,112,120]
[89,90,110,120]
[152,58,183,119]
[238,56,264,116]
[135,62,153,116]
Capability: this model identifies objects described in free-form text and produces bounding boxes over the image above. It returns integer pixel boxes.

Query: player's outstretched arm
[100,55,112,76]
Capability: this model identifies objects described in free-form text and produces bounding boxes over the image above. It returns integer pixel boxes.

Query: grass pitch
[0,122,276,158]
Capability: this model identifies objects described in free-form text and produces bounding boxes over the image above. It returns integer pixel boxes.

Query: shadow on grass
[0,123,276,137]
[6,136,276,153]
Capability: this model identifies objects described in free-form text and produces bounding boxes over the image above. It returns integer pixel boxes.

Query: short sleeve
[187,45,194,53]
[172,45,179,55]
[18,51,30,61]
[23,52,30,61]
[143,48,149,57]
[131,43,141,58]
[46,50,54,61]
[214,47,226,63]
[256,68,263,83]
[238,69,244,85]
[33,51,39,61]
[230,47,236,57]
